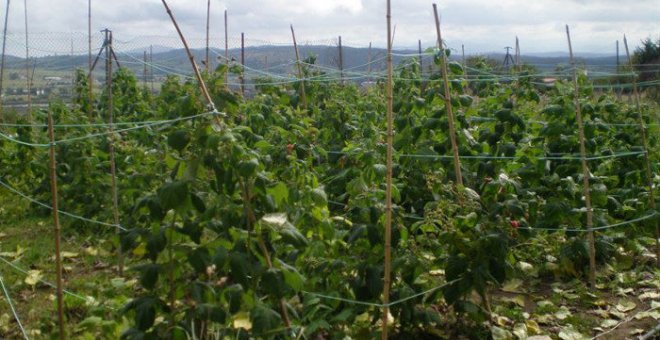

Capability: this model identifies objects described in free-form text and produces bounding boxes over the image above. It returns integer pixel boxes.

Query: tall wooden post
[241,32,245,96]
[381,0,394,339]
[46,109,66,340]
[338,35,344,83]
[143,51,148,88]
[566,25,596,286]
[224,9,228,88]
[105,30,124,275]
[149,45,154,93]
[23,0,31,121]
[0,0,11,123]
[290,25,307,109]
[367,42,372,78]
[624,35,659,267]
[433,4,463,186]
[88,0,93,117]
[418,39,423,76]
[205,0,210,73]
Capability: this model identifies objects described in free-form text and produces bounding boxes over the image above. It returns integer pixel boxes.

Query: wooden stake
[224,9,228,88]
[418,39,423,76]
[161,0,219,118]
[88,0,93,117]
[382,0,394,339]
[46,109,66,340]
[106,30,123,276]
[433,4,463,186]
[623,35,659,267]
[338,36,345,83]
[515,36,521,72]
[23,0,31,122]
[143,50,148,88]
[205,0,210,73]
[290,25,307,109]
[0,0,11,123]
[566,25,596,286]
[150,45,154,93]
[240,32,245,96]
[367,42,372,79]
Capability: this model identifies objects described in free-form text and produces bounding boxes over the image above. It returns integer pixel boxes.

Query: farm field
[0,42,658,340]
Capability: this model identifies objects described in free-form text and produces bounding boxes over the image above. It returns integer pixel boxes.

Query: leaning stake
[566,25,596,286]
[161,0,220,122]
[381,0,394,339]
[433,4,463,186]
[290,25,307,109]
[47,109,66,340]
[623,35,659,267]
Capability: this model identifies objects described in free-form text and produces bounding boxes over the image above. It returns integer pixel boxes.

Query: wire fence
[0,30,658,337]
[0,31,658,112]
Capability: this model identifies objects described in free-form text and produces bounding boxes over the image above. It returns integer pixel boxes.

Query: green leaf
[167,129,191,152]
[224,284,244,314]
[250,304,282,335]
[132,264,161,290]
[267,182,289,208]
[157,181,189,211]
[230,252,251,286]
[190,192,206,213]
[188,248,211,274]
[237,158,259,178]
[277,259,305,291]
[261,268,286,298]
[447,61,464,75]
[310,187,328,206]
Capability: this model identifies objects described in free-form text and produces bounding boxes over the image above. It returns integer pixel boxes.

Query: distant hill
[0,45,621,80]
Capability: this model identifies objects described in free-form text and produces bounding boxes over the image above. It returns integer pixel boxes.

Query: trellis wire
[0,110,216,147]
[0,256,89,302]
[0,274,29,339]
[0,178,127,231]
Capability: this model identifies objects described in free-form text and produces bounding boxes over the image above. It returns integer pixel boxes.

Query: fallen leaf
[61,252,78,258]
[536,314,554,324]
[513,323,528,340]
[503,279,523,293]
[84,247,99,256]
[24,270,42,286]
[600,319,618,328]
[517,261,535,275]
[502,295,526,307]
[491,326,514,340]
[615,299,636,313]
[558,325,589,340]
[629,328,644,335]
[525,320,541,335]
[554,306,571,320]
[233,313,252,330]
[590,309,610,318]
[609,310,626,319]
[527,336,552,340]
[639,292,660,300]
[634,309,660,320]
[494,315,511,327]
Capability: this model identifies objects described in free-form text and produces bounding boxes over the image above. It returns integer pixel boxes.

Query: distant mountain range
[1,45,622,80]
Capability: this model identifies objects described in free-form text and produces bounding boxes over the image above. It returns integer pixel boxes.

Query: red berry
[510,220,520,229]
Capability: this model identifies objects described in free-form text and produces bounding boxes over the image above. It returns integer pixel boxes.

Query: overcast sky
[4,0,659,55]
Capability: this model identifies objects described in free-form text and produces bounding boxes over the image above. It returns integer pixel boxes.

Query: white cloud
[2,0,658,55]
